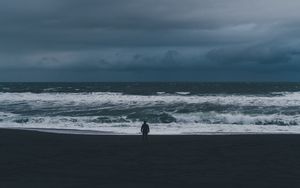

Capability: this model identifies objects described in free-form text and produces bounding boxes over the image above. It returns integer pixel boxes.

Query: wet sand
[1,129,300,187]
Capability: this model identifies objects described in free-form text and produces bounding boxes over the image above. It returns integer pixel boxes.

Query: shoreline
[2,127,300,136]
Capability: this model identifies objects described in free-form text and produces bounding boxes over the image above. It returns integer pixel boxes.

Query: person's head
[143,121,147,124]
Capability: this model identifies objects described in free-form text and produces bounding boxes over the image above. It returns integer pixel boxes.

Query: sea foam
[1,91,300,134]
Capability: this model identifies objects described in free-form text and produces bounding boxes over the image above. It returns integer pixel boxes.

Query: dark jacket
[141,123,150,134]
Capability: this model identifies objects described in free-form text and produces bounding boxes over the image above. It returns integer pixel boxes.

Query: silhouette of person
[141,121,150,142]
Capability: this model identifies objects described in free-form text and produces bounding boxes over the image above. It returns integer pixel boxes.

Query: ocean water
[1,82,300,134]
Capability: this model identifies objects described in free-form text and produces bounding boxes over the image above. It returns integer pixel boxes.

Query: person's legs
[142,132,148,142]
[145,133,148,142]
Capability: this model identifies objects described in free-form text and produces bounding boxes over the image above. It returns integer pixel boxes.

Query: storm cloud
[1,0,300,81]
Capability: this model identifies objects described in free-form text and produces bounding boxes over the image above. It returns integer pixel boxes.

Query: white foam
[1,91,300,135]
[1,121,300,135]
[1,91,300,107]
[175,92,191,95]
[0,112,300,135]
[173,112,300,125]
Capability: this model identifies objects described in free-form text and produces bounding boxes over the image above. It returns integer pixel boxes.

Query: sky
[1,0,300,81]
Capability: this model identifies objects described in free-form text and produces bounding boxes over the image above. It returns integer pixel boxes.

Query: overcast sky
[1,0,300,81]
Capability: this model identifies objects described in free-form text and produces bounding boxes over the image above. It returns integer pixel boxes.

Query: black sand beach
[1,129,300,187]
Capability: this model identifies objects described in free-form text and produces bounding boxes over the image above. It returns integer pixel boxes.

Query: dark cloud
[206,45,292,65]
[1,0,300,81]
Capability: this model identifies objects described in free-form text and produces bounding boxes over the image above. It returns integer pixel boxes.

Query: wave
[173,112,300,126]
[175,92,191,95]
[1,111,299,125]
[1,91,300,134]
[1,91,300,107]
[1,118,300,135]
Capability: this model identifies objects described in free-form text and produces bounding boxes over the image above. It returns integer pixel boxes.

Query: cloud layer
[1,0,300,81]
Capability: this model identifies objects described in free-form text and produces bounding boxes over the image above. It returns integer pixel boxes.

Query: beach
[1,129,300,187]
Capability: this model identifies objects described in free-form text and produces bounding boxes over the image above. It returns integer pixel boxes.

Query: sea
[1,82,300,135]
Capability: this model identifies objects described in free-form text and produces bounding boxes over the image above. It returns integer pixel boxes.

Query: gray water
[1,82,300,134]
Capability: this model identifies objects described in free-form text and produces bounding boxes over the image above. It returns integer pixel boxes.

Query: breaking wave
[1,91,300,134]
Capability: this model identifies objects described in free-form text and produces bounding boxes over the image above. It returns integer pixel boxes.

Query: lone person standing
[141,121,150,142]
